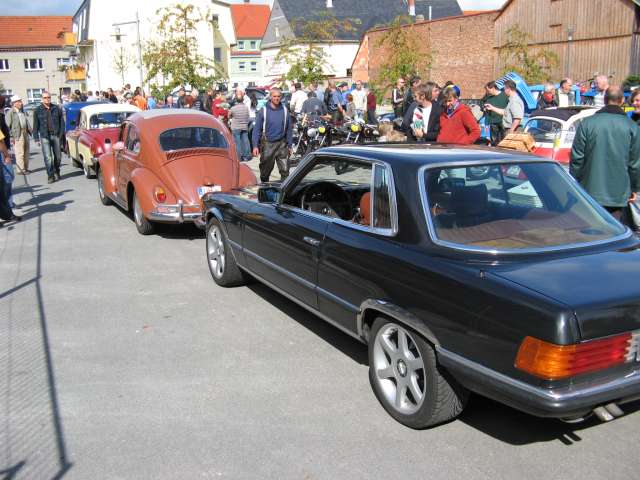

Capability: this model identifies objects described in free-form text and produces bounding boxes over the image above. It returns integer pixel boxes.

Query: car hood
[491,247,640,340]
[161,152,236,205]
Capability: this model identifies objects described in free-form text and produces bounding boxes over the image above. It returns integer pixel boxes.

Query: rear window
[423,162,626,252]
[159,127,228,151]
[90,112,135,128]
[524,118,562,143]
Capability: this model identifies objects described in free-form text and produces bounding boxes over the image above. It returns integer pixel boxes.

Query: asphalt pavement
[1,145,639,480]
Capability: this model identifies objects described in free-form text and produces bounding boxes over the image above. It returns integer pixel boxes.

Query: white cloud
[457,0,507,9]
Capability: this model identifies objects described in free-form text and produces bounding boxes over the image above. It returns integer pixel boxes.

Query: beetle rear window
[159,127,228,151]
[423,162,626,251]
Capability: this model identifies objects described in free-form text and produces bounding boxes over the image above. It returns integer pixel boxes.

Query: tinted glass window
[373,165,392,229]
[89,111,135,128]
[424,162,625,251]
[159,127,228,151]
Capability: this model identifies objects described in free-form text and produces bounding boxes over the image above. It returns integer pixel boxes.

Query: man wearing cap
[33,91,65,183]
[6,95,31,174]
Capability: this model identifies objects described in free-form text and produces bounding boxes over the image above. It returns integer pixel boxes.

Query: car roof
[80,103,141,116]
[317,143,545,167]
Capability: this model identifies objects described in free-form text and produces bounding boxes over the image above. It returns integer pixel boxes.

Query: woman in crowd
[630,89,640,126]
[436,87,480,145]
[536,83,558,109]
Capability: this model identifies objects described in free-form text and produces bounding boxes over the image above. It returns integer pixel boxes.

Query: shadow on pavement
[247,282,368,365]
[459,394,640,446]
[155,223,205,241]
[0,177,72,479]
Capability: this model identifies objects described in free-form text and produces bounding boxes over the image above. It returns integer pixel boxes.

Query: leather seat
[360,192,371,226]
[451,184,490,227]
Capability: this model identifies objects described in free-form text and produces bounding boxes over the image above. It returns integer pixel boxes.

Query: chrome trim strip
[237,265,365,343]
[417,162,633,255]
[437,347,640,403]
[317,287,360,313]
[228,238,243,252]
[244,248,316,291]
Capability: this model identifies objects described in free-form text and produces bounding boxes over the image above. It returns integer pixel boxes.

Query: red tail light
[154,187,167,203]
[515,334,633,380]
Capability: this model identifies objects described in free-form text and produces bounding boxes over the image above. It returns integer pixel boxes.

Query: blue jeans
[41,135,62,178]
[2,161,15,208]
[232,129,251,162]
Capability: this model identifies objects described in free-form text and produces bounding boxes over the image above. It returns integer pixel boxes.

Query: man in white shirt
[351,80,367,117]
[593,75,609,108]
[557,78,575,107]
[289,82,308,114]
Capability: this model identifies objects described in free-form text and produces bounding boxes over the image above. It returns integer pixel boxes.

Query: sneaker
[48,176,55,184]
[54,172,61,181]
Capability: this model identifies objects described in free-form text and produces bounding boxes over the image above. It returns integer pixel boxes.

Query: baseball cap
[10,95,22,103]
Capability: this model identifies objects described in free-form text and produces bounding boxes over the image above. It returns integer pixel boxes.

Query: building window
[214,47,222,63]
[0,59,9,71]
[27,88,45,103]
[239,61,246,71]
[24,58,44,71]
[0,89,13,96]
[250,61,257,72]
[250,40,257,49]
[57,57,72,67]
[238,40,244,50]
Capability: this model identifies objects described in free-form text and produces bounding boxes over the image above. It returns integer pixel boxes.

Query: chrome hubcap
[207,225,225,278]
[373,324,426,415]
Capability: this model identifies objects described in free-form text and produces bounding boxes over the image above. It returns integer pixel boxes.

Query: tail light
[90,143,96,155]
[318,126,326,134]
[154,186,167,203]
[515,334,633,380]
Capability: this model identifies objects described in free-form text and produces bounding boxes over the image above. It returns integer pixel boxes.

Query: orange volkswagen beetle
[97,110,256,234]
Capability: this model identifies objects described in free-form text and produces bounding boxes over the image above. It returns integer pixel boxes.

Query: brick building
[352,11,498,99]
[0,17,74,103]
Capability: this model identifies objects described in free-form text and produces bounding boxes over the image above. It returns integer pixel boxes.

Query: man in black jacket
[403,84,441,142]
[32,91,65,183]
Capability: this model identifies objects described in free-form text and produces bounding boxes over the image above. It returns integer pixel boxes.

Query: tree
[276,12,359,84]
[112,46,136,86]
[499,25,558,84]
[373,16,432,100]
[142,4,225,99]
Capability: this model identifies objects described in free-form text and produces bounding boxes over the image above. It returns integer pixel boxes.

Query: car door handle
[303,236,321,247]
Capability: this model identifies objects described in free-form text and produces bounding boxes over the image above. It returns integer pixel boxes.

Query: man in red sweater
[436,88,480,145]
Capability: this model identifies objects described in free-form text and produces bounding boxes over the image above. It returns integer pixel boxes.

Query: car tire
[83,161,95,179]
[97,168,113,206]
[206,217,247,287]
[368,317,468,429]
[72,158,82,169]
[132,190,155,235]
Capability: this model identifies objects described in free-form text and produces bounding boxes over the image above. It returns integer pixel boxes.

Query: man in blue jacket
[32,91,65,183]
[252,87,293,182]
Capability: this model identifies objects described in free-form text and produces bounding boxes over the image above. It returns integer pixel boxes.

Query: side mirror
[258,186,281,203]
[113,141,125,152]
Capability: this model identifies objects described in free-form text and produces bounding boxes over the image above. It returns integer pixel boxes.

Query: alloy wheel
[372,323,426,415]
[207,224,225,278]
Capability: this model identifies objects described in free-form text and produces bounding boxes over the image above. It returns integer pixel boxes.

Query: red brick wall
[356,12,497,99]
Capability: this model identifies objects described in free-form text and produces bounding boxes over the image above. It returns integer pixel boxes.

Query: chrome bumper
[147,201,202,225]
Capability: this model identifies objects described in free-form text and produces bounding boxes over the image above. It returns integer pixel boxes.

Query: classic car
[97,109,256,235]
[61,100,107,154]
[66,103,140,178]
[201,143,640,429]
[523,106,597,166]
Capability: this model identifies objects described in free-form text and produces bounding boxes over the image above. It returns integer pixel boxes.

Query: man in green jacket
[570,86,640,227]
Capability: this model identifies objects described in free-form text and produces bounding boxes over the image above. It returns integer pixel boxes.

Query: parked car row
[65,105,640,430]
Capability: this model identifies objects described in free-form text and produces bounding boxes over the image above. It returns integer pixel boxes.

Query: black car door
[243,201,329,309]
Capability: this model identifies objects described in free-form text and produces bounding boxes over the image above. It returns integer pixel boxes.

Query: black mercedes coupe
[201,144,640,429]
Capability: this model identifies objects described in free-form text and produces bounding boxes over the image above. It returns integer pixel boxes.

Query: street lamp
[113,11,144,90]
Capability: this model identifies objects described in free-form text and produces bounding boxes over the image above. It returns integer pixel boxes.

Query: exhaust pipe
[592,403,624,422]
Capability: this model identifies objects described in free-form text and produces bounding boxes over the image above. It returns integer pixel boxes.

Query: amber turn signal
[154,187,167,203]
[515,334,632,380]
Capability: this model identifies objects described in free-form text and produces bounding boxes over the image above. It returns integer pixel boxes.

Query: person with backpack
[252,87,294,182]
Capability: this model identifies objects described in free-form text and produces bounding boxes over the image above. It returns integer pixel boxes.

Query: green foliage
[499,25,558,84]
[373,16,432,100]
[623,75,640,89]
[112,46,136,86]
[142,4,225,99]
[276,12,359,84]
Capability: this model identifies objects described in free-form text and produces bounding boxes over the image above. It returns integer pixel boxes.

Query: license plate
[197,185,221,197]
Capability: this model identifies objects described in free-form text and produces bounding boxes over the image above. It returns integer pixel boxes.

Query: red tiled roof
[230,4,270,39]
[0,16,73,48]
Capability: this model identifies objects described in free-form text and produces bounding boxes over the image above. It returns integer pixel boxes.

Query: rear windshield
[524,118,562,143]
[159,127,228,151]
[90,112,135,128]
[423,162,626,252]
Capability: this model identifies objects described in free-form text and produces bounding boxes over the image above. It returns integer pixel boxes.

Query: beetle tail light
[154,187,167,203]
[515,334,632,380]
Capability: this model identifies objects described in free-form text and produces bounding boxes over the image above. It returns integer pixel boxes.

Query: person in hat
[6,95,32,174]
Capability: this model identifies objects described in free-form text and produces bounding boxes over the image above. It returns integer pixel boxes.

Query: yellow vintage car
[67,103,141,178]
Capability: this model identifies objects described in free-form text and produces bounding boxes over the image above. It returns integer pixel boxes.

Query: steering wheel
[300,181,352,220]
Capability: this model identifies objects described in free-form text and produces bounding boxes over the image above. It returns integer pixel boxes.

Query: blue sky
[4,0,506,16]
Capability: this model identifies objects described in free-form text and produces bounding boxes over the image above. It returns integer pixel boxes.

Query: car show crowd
[1,71,640,231]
